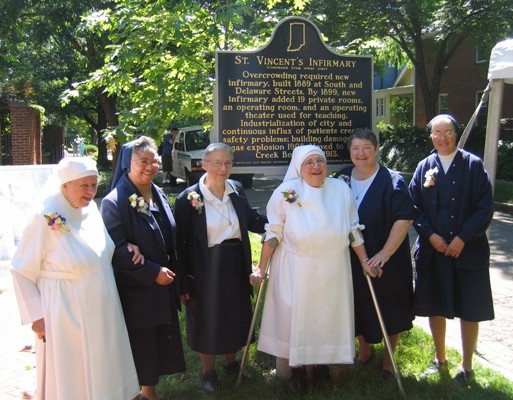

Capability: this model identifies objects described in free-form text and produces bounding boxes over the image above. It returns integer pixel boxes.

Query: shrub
[85,144,98,160]
[379,124,431,171]
[497,141,513,181]
[379,123,512,181]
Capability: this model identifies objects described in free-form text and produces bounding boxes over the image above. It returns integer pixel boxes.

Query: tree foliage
[0,0,121,165]
[2,0,512,156]
[306,0,513,122]
[66,0,304,144]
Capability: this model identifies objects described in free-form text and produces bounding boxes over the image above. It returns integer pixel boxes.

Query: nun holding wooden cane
[251,144,378,394]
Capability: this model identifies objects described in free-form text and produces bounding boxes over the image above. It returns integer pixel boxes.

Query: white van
[170,126,209,186]
[169,126,253,188]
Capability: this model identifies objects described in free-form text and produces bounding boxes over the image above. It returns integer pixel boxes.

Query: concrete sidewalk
[0,175,511,399]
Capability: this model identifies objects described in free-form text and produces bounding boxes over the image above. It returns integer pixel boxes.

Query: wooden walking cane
[365,268,407,398]
[236,258,272,386]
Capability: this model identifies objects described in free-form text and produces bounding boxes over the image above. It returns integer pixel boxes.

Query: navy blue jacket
[101,174,179,329]
[174,179,267,296]
[409,149,493,270]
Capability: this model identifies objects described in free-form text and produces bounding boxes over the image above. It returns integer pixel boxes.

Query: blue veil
[111,140,135,190]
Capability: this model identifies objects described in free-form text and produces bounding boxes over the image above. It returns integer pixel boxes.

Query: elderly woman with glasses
[101,136,185,400]
[174,142,267,393]
[409,114,494,386]
[252,144,375,393]
[339,128,414,381]
[11,157,140,400]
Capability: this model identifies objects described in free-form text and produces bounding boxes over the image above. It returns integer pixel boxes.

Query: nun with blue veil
[252,144,377,393]
[101,136,185,400]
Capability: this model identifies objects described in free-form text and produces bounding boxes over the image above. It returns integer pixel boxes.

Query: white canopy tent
[484,38,513,190]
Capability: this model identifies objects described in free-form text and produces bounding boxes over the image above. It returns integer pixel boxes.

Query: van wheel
[185,171,196,187]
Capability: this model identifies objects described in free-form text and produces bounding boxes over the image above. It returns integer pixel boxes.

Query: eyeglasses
[132,158,160,168]
[432,130,455,139]
[205,160,233,169]
[302,159,326,169]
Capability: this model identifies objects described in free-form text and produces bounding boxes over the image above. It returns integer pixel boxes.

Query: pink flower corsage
[44,212,69,232]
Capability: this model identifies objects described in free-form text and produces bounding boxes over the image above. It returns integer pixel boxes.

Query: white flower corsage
[423,166,439,188]
[129,194,151,215]
[187,191,204,214]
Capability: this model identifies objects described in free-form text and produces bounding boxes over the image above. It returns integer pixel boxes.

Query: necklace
[211,202,232,226]
[351,176,373,200]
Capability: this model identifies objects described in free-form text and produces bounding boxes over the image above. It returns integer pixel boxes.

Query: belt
[217,239,242,247]
[40,270,80,280]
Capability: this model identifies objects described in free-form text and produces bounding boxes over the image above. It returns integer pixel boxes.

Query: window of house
[476,43,492,64]
[376,98,385,118]
[438,94,448,114]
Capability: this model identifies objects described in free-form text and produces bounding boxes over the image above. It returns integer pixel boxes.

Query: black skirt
[185,240,253,354]
[128,310,186,385]
[414,253,495,322]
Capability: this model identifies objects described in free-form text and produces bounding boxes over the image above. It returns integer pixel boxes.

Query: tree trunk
[97,91,118,169]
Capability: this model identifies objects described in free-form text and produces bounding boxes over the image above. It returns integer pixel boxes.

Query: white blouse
[199,176,242,247]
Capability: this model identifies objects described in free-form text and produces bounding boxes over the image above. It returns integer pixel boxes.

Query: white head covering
[55,157,98,185]
[283,145,326,182]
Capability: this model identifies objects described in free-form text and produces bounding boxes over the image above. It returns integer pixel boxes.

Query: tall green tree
[0,0,118,164]
[307,0,513,122]
[69,0,304,145]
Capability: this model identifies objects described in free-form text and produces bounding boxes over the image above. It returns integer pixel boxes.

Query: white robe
[258,178,363,366]
[11,191,139,400]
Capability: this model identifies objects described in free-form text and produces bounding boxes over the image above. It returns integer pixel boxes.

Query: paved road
[0,175,511,399]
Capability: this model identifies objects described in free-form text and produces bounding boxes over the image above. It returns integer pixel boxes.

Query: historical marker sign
[214,16,372,176]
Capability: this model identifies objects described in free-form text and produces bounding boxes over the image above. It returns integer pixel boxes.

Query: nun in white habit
[252,145,378,392]
[11,157,140,400]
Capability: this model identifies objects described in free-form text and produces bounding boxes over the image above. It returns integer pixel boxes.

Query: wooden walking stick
[236,258,272,386]
[365,268,407,398]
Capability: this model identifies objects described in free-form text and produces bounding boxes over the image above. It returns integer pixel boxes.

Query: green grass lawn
[153,233,513,400]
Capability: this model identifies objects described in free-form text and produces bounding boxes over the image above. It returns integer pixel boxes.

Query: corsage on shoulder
[187,191,204,214]
[129,194,151,215]
[44,212,69,232]
[282,189,302,207]
[423,167,439,188]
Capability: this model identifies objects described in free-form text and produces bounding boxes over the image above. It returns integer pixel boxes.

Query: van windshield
[185,130,210,151]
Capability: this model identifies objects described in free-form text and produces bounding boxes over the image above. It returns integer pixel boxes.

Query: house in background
[374,38,513,134]
[374,66,414,125]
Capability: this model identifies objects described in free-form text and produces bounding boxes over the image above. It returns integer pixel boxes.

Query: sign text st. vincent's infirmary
[214,17,372,176]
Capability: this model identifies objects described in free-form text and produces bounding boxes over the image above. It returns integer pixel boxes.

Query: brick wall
[10,102,41,165]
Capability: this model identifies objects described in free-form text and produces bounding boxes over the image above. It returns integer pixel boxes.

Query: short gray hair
[202,142,234,161]
[131,136,159,157]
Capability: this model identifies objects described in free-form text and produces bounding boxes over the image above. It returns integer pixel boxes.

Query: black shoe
[201,370,218,393]
[289,366,308,394]
[223,361,252,378]
[452,369,475,386]
[311,365,332,388]
[353,352,374,367]
[380,369,396,383]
